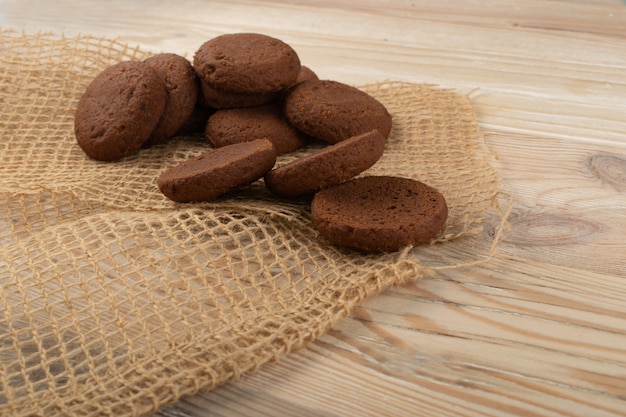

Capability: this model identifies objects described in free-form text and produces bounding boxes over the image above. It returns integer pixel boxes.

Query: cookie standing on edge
[311,176,448,253]
[74,61,167,161]
[205,102,308,155]
[157,138,277,203]
[264,129,386,197]
[143,53,199,146]
[193,33,301,94]
[284,79,392,144]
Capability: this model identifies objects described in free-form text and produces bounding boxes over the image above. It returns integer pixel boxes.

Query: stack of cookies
[74,33,447,252]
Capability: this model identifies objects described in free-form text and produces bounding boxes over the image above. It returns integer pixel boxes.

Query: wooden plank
[160,256,626,417]
[0,0,625,416]
[246,0,626,37]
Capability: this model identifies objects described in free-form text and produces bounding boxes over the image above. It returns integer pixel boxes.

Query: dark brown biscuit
[205,102,308,155]
[295,65,318,84]
[311,176,448,253]
[264,129,385,197]
[283,79,392,144]
[74,61,167,161]
[143,53,199,146]
[173,105,216,137]
[157,138,277,203]
[193,33,301,94]
[199,80,278,109]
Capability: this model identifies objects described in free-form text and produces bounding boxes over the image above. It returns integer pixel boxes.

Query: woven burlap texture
[0,30,507,416]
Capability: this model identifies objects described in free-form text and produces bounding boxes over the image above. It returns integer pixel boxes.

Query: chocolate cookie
[193,33,301,94]
[264,129,385,197]
[205,102,308,155]
[295,65,318,84]
[174,105,215,137]
[143,53,199,146]
[199,79,278,109]
[311,176,448,253]
[157,138,277,202]
[283,79,392,144]
[74,61,167,161]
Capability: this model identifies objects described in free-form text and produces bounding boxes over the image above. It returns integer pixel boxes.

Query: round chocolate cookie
[74,61,167,161]
[283,79,392,144]
[205,102,308,155]
[199,79,278,109]
[264,129,385,197]
[157,138,277,203]
[193,33,301,94]
[174,105,215,137]
[143,53,199,146]
[294,65,318,84]
[311,176,448,253]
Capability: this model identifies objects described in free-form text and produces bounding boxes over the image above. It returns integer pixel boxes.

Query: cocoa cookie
[199,79,278,109]
[311,176,448,253]
[283,79,392,144]
[295,65,318,84]
[193,33,301,94]
[157,138,277,202]
[264,129,385,197]
[205,102,308,155]
[174,105,215,137]
[74,61,167,161]
[143,53,199,146]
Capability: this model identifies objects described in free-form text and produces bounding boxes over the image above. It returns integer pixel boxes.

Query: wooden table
[2,1,625,415]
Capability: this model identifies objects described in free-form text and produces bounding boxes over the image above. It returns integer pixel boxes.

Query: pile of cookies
[74,33,447,252]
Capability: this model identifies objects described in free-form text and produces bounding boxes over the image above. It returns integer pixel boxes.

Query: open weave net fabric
[0,30,507,416]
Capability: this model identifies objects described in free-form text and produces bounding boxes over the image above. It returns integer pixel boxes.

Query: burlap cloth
[0,30,511,416]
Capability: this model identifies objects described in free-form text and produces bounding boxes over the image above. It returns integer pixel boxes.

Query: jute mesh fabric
[0,30,509,416]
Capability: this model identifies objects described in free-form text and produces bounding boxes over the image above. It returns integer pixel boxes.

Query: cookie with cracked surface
[283,79,392,144]
[143,53,199,146]
[205,102,308,155]
[194,33,301,94]
[74,61,167,161]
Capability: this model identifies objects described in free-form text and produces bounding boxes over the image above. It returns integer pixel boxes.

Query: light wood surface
[2,1,625,416]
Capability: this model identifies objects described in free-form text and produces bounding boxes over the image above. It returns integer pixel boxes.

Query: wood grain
[1,0,625,416]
